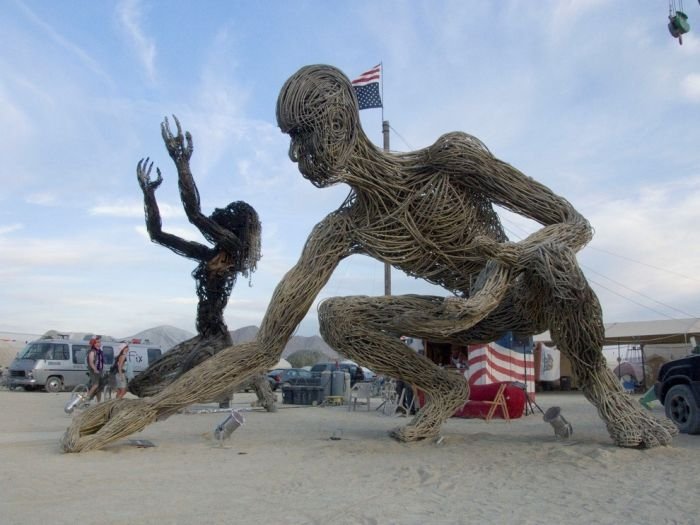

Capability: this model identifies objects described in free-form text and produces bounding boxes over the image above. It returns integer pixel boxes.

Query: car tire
[664,384,700,434]
[45,376,63,393]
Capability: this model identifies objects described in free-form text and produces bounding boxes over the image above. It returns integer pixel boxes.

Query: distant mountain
[281,333,339,359]
[228,326,339,360]
[230,325,259,344]
[110,324,339,359]
[124,325,195,351]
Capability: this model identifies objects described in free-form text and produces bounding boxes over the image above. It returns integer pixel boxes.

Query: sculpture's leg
[319,295,469,442]
[179,339,277,412]
[252,374,277,412]
[523,244,677,448]
[128,336,202,397]
[129,335,276,411]
[62,341,278,452]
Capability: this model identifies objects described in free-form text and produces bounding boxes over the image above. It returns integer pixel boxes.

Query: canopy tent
[613,361,644,383]
[534,318,700,346]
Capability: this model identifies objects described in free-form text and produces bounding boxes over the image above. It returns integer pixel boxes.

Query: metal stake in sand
[214,409,245,443]
[64,394,86,414]
[64,385,89,414]
[543,406,573,440]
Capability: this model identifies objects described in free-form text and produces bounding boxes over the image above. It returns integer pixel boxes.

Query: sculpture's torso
[347,168,509,295]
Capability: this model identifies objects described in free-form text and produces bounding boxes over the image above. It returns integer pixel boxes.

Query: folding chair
[348,381,373,411]
[483,383,510,422]
[392,387,417,417]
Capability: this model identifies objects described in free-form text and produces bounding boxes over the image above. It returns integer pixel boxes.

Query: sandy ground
[0,388,697,525]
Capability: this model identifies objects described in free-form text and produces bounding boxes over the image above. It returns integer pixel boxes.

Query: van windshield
[19,342,69,360]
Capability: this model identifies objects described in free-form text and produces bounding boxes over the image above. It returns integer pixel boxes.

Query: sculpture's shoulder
[416,132,496,184]
[428,131,493,159]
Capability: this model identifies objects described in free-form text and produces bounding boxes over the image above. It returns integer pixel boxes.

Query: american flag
[351,64,382,110]
[467,332,536,396]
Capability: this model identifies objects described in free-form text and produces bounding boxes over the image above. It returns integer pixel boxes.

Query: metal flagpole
[381,62,391,296]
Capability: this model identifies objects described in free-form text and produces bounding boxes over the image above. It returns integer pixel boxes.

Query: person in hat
[114,343,130,399]
[85,336,104,402]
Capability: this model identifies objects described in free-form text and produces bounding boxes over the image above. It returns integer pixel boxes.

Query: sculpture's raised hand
[136,158,163,193]
[161,115,193,165]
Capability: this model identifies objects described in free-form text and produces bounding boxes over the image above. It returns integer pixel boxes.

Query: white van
[7,338,163,392]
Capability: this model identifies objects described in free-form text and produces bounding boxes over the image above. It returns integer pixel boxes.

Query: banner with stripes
[467,332,535,396]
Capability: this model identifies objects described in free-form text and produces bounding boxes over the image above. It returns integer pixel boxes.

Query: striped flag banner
[467,333,535,397]
[351,64,382,110]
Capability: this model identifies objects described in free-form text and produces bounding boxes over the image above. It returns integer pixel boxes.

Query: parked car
[654,353,700,434]
[310,362,364,386]
[237,370,282,392]
[267,368,314,390]
[361,366,376,382]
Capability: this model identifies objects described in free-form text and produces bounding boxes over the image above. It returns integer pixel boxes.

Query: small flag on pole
[351,64,382,110]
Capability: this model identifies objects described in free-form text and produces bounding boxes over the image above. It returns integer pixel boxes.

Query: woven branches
[127,116,275,410]
[62,65,675,452]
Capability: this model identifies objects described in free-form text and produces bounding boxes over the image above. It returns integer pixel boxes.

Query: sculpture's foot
[252,373,277,412]
[389,376,468,443]
[389,412,442,442]
[600,390,677,448]
[62,398,157,453]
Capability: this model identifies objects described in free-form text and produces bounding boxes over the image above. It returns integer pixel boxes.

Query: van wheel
[45,376,63,393]
[664,384,700,434]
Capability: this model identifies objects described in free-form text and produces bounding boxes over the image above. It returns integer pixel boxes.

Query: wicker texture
[128,117,274,408]
[62,66,676,452]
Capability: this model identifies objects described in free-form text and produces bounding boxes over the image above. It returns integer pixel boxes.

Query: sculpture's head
[276,65,360,187]
[211,201,261,274]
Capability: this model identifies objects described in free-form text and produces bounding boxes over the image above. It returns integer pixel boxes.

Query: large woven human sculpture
[62,65,676,452]
[128,116,275,411]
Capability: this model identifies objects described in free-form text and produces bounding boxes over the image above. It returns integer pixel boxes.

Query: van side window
[48,344,69,360]
[72,345,88,365]
[102,346,115,366]
[147,348,162,363]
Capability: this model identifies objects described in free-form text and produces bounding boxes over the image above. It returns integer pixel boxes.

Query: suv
[267,368,314,390]
[310,362,361,386]
[654,353,700,434]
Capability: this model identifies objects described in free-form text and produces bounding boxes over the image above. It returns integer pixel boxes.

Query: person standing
[114,343,130,400]
[85,337,104,402]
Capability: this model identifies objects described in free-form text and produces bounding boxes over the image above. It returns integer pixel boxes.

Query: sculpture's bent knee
[319,296,356,345]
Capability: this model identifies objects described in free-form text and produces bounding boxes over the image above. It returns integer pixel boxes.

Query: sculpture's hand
[400,260,513,337]
[161,115,193,165]
[136,157,163,193]
[475,236,522,268]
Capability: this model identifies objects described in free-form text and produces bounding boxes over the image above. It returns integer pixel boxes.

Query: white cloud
[0,84,33,146]
[25,192,56,205]
[92,200,184,219]
[116,0,157,83]
[681,73,700,102]
[14,0,113,87]
[0,223,23,235]
[168,297,198,305]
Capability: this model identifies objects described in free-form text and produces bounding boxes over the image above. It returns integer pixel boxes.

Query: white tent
[273,358,292,369]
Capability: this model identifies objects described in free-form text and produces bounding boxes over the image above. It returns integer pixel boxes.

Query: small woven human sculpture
[128,117,275,411]
[62,65,676,452]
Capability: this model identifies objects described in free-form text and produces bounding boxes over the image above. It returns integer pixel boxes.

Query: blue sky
[1,0,700,338]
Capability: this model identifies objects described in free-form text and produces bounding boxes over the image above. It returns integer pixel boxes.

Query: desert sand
[0,388,697,525]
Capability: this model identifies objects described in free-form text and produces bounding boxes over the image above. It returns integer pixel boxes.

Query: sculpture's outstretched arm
[257,212,354,350]
[160,116,242,254]
[438,133,592,262]
[136,158,211,260]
